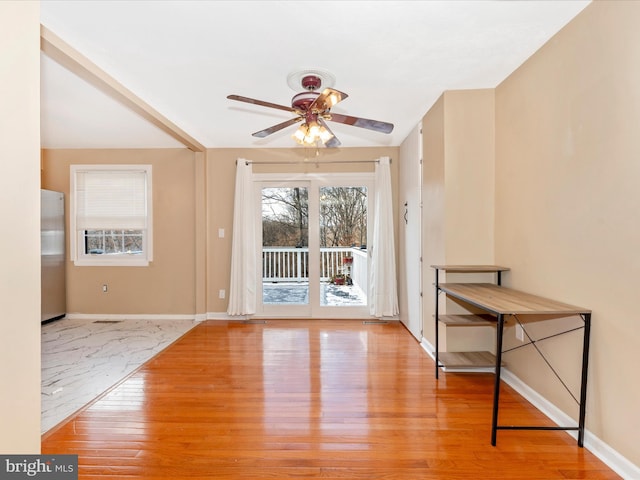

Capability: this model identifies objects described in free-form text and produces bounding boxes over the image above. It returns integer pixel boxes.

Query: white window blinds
[75,169,148,230]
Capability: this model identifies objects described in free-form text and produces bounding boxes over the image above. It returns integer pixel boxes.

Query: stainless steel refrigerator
[41,189,66,322]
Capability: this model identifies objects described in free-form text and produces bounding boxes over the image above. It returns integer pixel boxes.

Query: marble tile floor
[41,317,196,433]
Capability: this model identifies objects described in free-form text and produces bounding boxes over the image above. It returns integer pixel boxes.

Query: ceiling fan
[227,71,394,148]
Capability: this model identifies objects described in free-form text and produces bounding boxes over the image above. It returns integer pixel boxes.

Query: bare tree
[319,187,367,247]
[261,186,367,248]
[262,187,308,247]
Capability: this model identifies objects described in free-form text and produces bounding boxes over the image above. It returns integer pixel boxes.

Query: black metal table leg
[435,269,440,379]
[491,313,505,446]
[578,313,591,447]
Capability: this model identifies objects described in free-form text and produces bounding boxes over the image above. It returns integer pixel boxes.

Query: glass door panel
[261,186,310,312]
[319,186,368,308]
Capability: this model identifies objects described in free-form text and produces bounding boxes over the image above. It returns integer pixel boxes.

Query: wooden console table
[432,266,592,447]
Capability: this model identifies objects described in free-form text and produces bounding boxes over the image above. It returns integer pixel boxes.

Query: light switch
[218,228,225,238]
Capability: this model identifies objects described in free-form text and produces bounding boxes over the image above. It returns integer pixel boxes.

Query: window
[70,165,152,266]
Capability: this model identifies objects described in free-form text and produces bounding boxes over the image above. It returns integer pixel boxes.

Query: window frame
[70,164,153,267]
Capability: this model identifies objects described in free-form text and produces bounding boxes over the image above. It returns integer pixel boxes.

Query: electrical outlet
[219,289,226,299]
[515,324,524,342]
[102,284,108,293]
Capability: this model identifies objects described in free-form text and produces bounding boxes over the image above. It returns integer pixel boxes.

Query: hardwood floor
[42,320,619,479]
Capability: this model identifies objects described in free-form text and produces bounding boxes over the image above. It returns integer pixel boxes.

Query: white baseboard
[501,369,640,479]
[206,312,248,320]
[65,312,398,322]
[64,313,196,321]
[420,336,435,359]
[420,335,639,478]
[205,312,400,321]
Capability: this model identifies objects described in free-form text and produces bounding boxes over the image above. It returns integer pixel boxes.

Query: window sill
[74,257,150,267]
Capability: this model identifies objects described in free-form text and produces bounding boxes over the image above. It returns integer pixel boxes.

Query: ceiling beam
[40,25,206,152]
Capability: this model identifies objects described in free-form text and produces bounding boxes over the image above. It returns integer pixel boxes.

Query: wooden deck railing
[262,247,367,287]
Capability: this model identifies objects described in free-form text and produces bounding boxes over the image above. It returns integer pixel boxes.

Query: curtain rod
[240,158,391,166]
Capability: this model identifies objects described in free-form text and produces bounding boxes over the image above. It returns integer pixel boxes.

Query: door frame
[399,123,424,340]
[254,172,375,319]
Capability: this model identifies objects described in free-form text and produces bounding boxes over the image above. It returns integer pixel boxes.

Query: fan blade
[227,94,298,113]
[252,117,303,138]
[310,88,348,113]
[317,117,341,148]
[326,113,394,134]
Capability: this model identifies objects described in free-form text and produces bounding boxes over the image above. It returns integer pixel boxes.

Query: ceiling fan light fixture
[293,125,307,143]
[308,121,321,137]
[319,125,334,143]
[292,121,334,147]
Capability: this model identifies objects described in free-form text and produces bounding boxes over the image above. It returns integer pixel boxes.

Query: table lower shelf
[438,351,504,369]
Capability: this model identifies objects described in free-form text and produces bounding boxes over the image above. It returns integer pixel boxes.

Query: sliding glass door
[256,174,373,318]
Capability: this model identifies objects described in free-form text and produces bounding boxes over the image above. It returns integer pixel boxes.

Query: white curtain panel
[227,159,257,315]
[370,156,399,317]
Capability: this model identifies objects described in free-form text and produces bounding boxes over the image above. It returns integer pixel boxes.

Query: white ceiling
[40,0,590,150]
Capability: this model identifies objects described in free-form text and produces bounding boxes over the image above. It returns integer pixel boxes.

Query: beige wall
[421,91,496,347]
[205,147,399,314]
[0,1,41,452]
[444,90,495,265]
[41,146,399,317]
[495,0,640,466]
[422,95,445,344]
[41,149,197,316]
